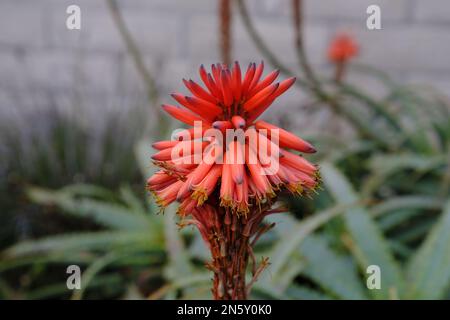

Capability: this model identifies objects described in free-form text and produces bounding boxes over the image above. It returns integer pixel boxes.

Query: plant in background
[2,0,450,301]
[0,97,147,252]
[327,33,359,82]
[219,0,232,66]
[147,62,319,299]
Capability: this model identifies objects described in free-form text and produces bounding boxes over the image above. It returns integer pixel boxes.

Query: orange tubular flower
[327,34,358,82]
[147,62,319,300]
[327,33,358,63]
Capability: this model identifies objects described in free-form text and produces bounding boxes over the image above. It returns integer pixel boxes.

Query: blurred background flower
[0,0,449,300]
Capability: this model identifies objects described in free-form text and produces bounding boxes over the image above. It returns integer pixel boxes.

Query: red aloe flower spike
[240,63,256,97]
[220,69,234,107]
[256,130,281,158]
[247,69,280,98]
[151,148,175,161]
[276,165,290,183]
[247,61,264,95]
[170,93,200,113]
[161,104,207,126]
[175,144,220,201]
[245,144,273,197]
[207,73,224,101]
[186,79,218,104]
[185,96,222,117]
[192,164,222,206]
[235,172,249,215]
[200,65,221,98]
[152,140,179,150]
[243,83,279,112]
[199,64,208,83]
[228,140,245,185]
[178,198,197,217]
[328,33,358,63]
[173,126,209,141]
[280,149,317,175]
[231,61,242,101]
[178,145,221,199]
[267,171,282,186]
[246,128,277,169]
[146,171,176,188]
[151,141,208,161]
[171,93,220,122]
[246,77,296,123]
[176,173,194,202]
[148,62,320,300]
[171,140,210,159]
[169,154,200,166]
[255,120,316,153]
[220,154,234,207]
[153,179,184,207]
[272,76,297,98]
[211,63,222,86]
[194,144,222,180]
[292,170,317,188]
[212,120,233,132]
[231,115,246,129]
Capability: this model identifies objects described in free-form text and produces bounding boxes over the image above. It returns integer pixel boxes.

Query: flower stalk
[219,0,232,66]
[327,33,359,83]
[147,62,319,299]
[195,204,277,299]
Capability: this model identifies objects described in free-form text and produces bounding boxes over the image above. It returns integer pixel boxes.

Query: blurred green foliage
[0,4,450,296]
[0,100,147,250]
[1,73,449,299]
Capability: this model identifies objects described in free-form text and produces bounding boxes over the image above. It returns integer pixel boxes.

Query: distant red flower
[328,33,358,63]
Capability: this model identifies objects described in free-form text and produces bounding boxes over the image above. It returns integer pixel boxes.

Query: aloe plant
[1,0,449,300]
[0,184,165,299]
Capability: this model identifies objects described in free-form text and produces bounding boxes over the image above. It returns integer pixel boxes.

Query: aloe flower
[328,33,358,63]
[147,62,319,299]
[327,34,358,82]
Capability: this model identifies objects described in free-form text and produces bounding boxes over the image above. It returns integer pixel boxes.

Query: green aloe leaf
[300,235,367,300]
[59,184,117,199]
[2,231,162,258]
[285,285,333,300]
[71,252,123,300]
[162,206,195,281]
[269,204,350,277]
[339,82,402,132]
[377,209,422,231]
[370,154,446,174]
[27,187,153,231]
[0,253,97,273]
[386,86,440,153]
[148,272,211,300]
[371,195,444,218]
[119,185,151,217]
[26,274,122,300]
[363,154,446,196]
[406,199,450,299]
[321,162,404,299]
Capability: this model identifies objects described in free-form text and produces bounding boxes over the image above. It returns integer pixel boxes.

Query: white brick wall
[0,50,25,87]
[0,2,46,48]
[0,0,450,116]
[414,0,450,23]
[352,25,450,73]
[304,0,410,22]
[247,0,410,22]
